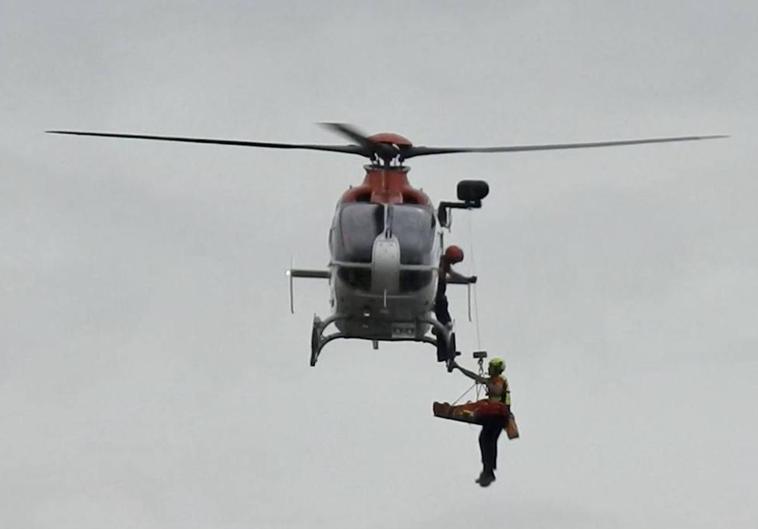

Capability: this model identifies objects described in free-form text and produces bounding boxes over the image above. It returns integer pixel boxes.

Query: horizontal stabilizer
[287,269,330,279]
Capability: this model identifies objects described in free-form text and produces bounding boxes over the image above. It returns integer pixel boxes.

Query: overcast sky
[1,2,756,528]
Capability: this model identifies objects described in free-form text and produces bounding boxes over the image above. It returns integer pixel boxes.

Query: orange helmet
[444,245,464,264]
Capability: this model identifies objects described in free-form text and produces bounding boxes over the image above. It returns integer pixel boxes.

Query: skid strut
[309,314,457,368]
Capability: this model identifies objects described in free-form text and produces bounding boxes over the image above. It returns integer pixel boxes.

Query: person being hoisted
[434,245,476,361]
[449,356,512,487]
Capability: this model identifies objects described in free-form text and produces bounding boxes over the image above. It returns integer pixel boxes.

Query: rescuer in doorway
[434,245,476,361]
[450,357,511,487]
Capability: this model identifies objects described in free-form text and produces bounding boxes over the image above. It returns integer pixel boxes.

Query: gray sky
[1,1,756,528]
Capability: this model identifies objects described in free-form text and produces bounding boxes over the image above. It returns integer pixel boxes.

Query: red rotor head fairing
[367,133,413,148]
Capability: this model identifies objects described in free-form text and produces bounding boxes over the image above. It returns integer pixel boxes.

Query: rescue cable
[466,212,485,399]
[451,352,486,404]
[466,212,483,351]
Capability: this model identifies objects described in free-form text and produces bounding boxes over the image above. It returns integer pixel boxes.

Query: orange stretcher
[433,400,520,439]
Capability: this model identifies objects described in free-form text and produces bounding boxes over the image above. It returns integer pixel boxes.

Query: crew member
[434,245,476,361]
[451,357,511,487]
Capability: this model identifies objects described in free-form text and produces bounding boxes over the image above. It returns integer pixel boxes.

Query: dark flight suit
[479,376,510,477]
[434,260,452,361]
[434,261,452,326]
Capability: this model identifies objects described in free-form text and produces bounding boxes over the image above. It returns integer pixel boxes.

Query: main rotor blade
[320,122,398,160]
[320,122,372,146]
[404,134,729,159]
[46,130,368,156]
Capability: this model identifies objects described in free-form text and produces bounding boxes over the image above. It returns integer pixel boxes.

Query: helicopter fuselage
[326,165,442,342]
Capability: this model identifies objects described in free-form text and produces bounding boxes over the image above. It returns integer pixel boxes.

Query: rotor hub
[367,133,413,147]
[365,133,413,165]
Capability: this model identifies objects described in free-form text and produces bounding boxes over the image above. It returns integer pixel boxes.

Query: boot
[475,469,496,487]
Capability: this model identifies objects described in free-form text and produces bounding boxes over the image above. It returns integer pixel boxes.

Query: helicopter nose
[371,234,400,295]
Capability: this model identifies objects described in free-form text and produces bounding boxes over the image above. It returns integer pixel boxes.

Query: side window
[400,270,433,291]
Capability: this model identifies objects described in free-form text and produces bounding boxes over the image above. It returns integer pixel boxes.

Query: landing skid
[309,313,458,370]
[310,315,324,367]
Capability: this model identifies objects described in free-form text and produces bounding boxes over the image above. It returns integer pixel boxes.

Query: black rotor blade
[320,122,398,160]
[320,122,373,146]
[404,134,729,159]
[46,130,368,156]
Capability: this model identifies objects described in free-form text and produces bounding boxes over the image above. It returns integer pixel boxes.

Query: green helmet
[488,357,505,374]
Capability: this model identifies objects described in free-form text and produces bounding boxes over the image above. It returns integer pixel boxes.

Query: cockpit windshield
[330,202,437,292]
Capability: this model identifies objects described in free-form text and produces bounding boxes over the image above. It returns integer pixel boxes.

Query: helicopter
[47,123,726,369]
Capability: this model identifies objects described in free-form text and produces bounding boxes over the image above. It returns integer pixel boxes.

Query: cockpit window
[331,203,384,263]
[390,205,436,265]
[391,204,436,291]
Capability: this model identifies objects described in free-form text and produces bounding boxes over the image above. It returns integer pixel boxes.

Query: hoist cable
[466,212,483,350]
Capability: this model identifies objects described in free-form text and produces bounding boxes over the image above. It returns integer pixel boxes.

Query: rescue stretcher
[433,400,520,439]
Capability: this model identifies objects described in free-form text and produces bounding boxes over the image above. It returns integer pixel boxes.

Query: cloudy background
[1,1,756,528]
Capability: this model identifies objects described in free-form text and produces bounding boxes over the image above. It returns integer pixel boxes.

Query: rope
[466,212,483,350]
[472,285,482,348]
[475,356,483,400]
[451,381,478,406]
[446,210,487,406]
